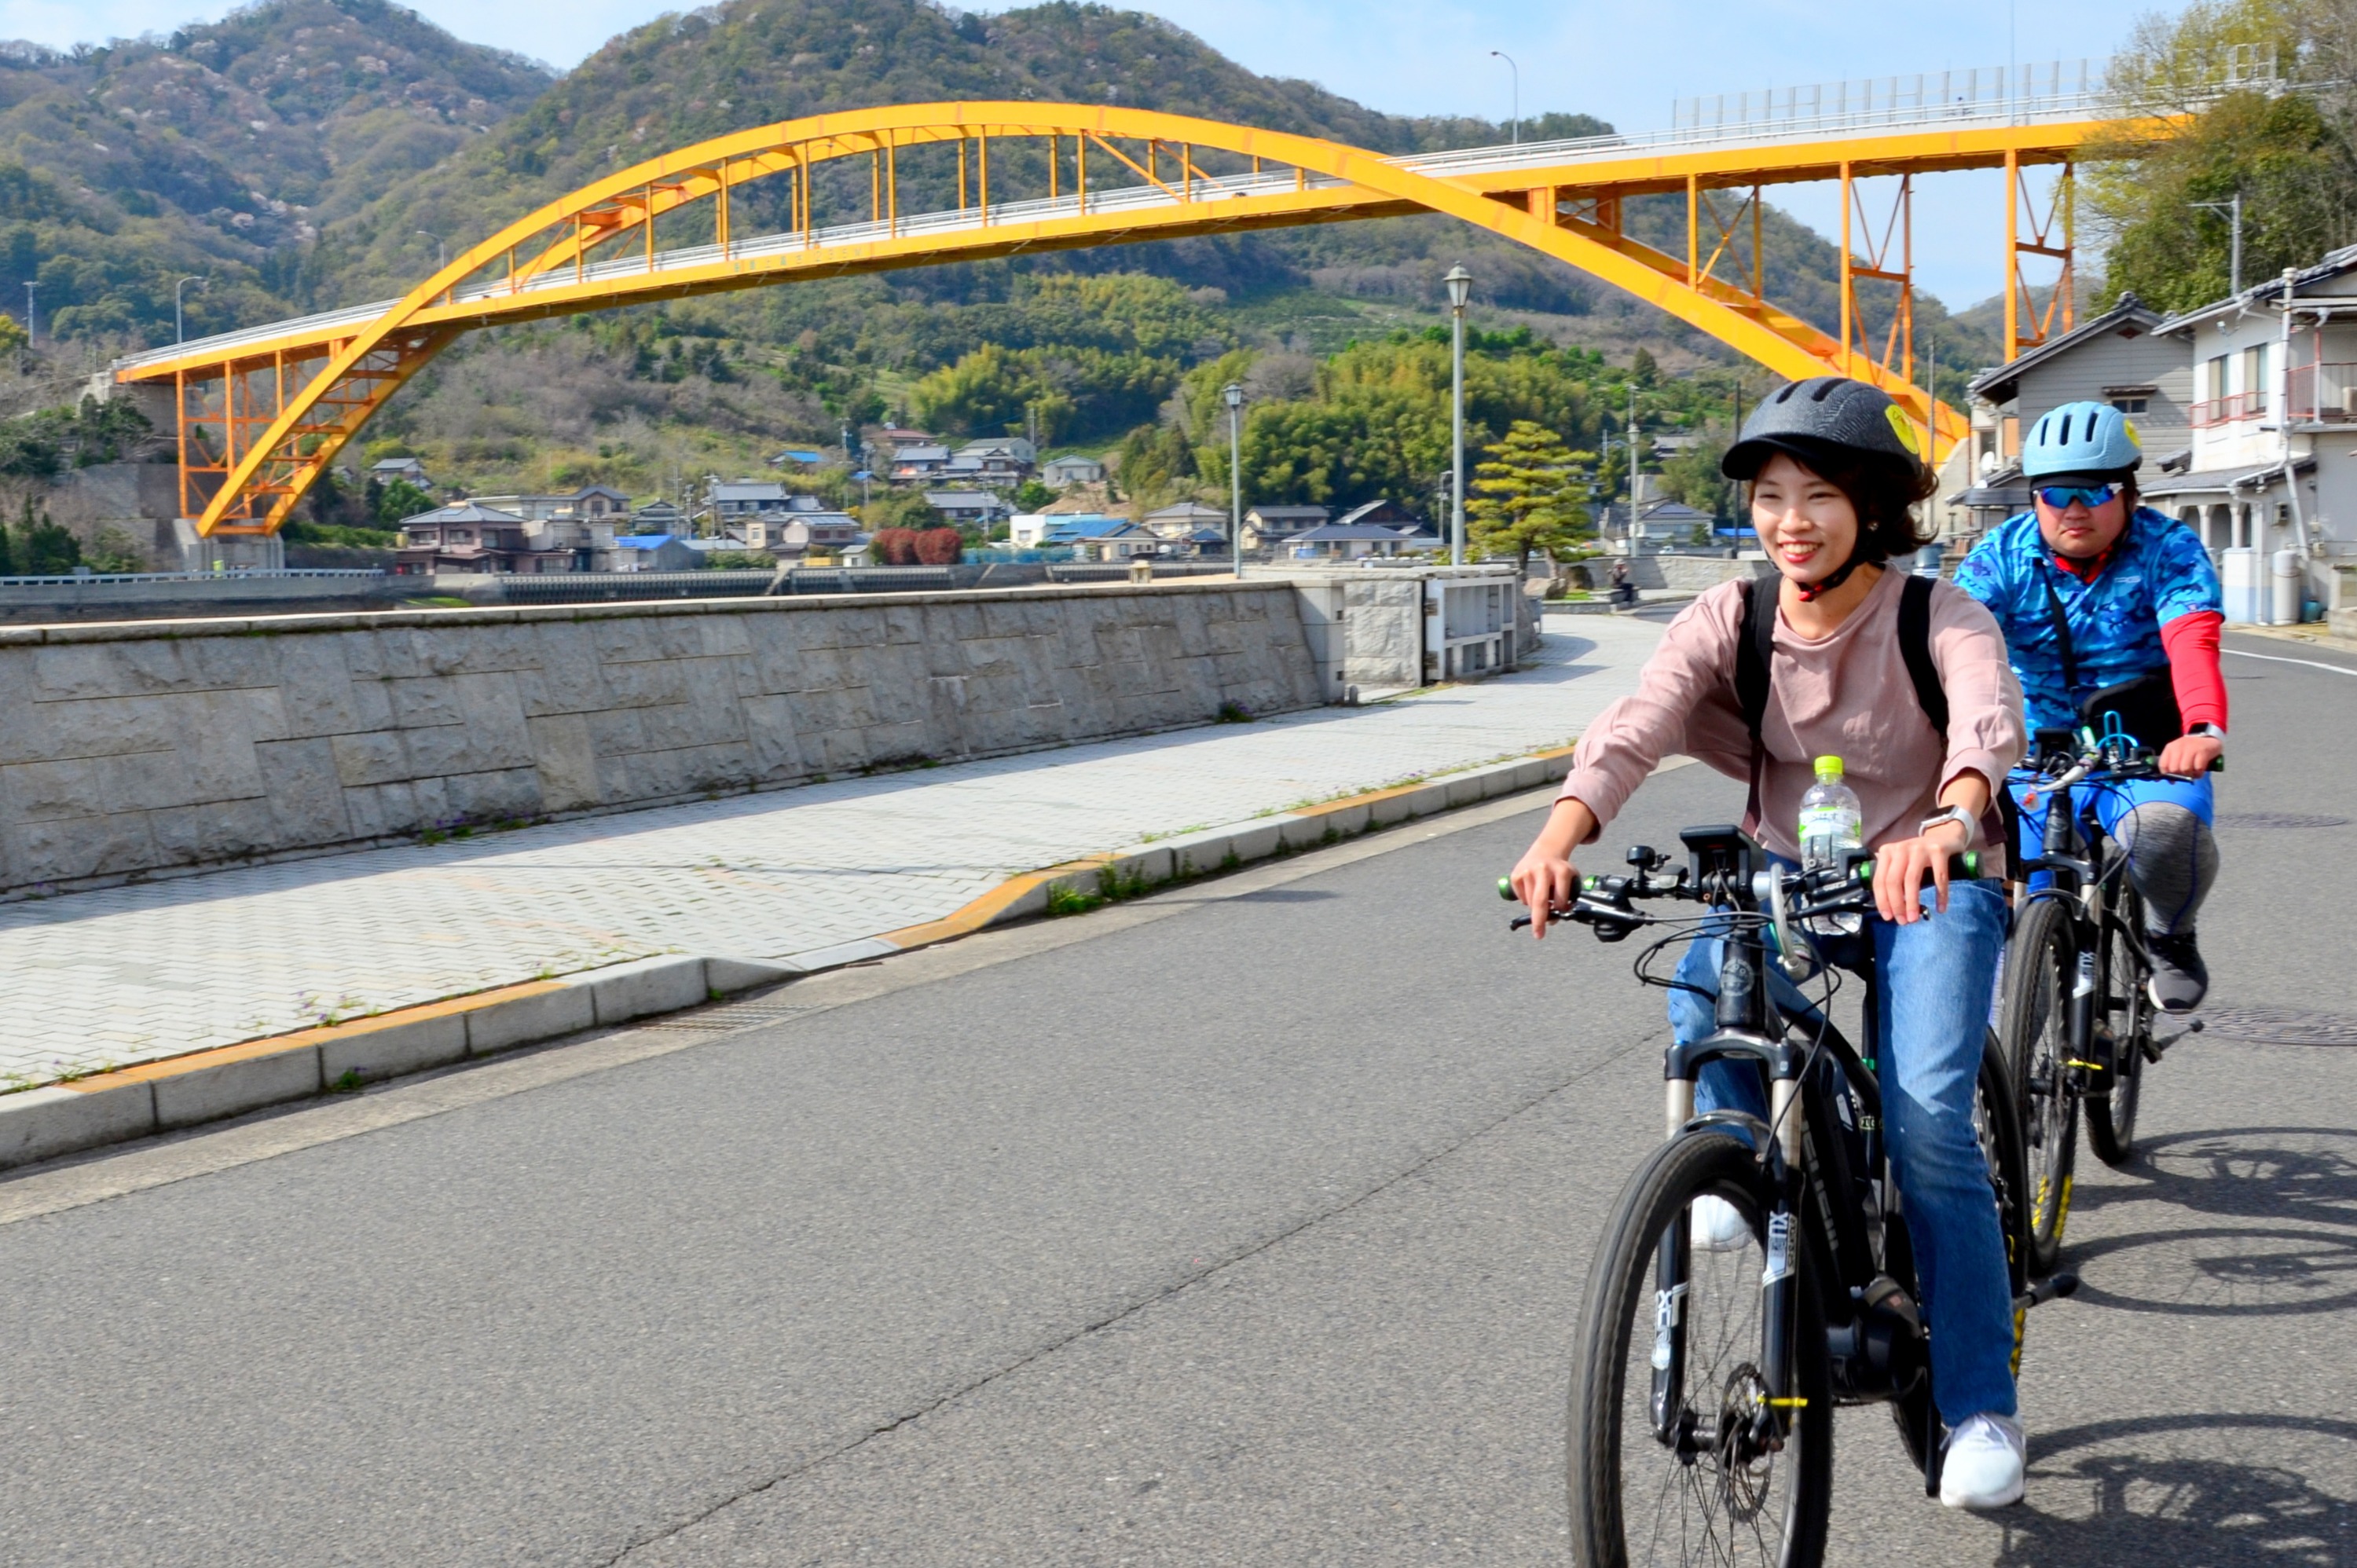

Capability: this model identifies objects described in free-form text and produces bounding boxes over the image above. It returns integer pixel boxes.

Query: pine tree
[1468,421,1593,573]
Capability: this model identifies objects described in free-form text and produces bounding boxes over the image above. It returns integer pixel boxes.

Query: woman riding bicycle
[1510,376,2032,1509]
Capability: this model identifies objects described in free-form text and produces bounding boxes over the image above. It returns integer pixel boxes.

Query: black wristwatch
[2187,722,2226,742]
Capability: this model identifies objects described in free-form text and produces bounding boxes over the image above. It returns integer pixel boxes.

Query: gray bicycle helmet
[1721,375,1926,482]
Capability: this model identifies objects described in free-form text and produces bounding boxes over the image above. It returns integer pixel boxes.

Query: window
[2110,397,2147,414]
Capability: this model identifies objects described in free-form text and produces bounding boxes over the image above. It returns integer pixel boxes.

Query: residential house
[741,511,866,557]
[632,499,687,533]
[1007,512,1059,548]
[1287,522,1433,560]
[2151,248,2357,617]
[955,438,1036,482]
[878,425,933,446]
[925,490,1010,526]
[1595,495,1717,554]
[1045,516,1153,559]
[707,480,790,520]
[1042,454,1105,486]
[891,445,954,481]
[1950,291,2189,543]
[1334,499,1419,529]
[768,448,825,470]
[609,534,701,572]
[1142,500,1230,541]
[369,456,431,489]
[1241,504,1329,551]
[394,502,580,575]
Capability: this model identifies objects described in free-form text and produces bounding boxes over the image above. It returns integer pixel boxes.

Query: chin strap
[1794,553,1864,602]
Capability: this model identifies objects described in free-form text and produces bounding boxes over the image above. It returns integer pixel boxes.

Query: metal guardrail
[0,569,387,588]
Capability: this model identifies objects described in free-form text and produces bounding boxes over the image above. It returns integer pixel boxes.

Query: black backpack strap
[1735,575,1776,830]
[2039,569,2082,699]
[1897,573,1948,740]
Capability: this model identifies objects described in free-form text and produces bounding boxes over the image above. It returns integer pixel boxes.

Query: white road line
[2223,647,2357,677]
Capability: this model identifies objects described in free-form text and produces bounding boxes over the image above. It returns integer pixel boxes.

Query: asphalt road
[0,632,2350,1566]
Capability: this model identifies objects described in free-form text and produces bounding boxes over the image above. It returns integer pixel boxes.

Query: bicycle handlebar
[1497,848,1980,936]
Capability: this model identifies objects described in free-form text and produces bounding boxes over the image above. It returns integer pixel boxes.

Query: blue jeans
[1670,879,2017,1425]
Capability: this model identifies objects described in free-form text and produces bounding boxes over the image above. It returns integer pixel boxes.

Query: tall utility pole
[1624,382,1639,548]
[1223,381,1245,579]
[2191,192,2244,295]
[1446,265,1472,565]
[21,281,34,349]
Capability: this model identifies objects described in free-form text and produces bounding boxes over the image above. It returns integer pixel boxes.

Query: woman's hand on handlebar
[1871,826,1966,924]
[1512,797,1599,938]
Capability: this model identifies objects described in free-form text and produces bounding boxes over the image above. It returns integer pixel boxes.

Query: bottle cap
[1813,755,1844,782]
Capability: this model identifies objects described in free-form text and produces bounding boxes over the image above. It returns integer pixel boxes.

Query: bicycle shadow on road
[1995,1413,2357,1567]
[2056,1126,2357,1317]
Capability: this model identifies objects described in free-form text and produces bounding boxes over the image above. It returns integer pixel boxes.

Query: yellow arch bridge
[112,72,2158,538]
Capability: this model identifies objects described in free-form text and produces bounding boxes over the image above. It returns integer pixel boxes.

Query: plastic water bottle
[1799,755,1864,934]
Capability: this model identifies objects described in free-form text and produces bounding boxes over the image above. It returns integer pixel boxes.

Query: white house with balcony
[2152,249,2357,621]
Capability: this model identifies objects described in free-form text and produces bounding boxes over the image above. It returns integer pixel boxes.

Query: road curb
[0,745,1574,1171]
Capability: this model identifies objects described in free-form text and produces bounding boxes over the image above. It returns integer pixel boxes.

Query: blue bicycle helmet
[2021,400,2143,485]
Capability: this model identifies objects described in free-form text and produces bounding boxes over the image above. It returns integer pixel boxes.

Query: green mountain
[1,0,2007,520]
[0,0,550,340]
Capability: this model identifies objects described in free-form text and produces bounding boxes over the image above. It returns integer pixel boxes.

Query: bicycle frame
[1647,829,1925,1453]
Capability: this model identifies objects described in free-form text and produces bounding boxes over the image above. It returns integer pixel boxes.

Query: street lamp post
[1445,265,1472,566]
[1489,52,1519,145]
[20,281,34,349]
[174,275,207,344]
[1223,380,1245,579]
[416,231,446,270]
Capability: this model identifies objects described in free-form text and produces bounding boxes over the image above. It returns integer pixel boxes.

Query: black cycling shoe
[2147,931,2209,1013]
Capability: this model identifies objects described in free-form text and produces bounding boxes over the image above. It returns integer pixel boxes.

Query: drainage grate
[2202,1006,2357,1046]
[642,998,822,1033]
[2218,812,2351,830]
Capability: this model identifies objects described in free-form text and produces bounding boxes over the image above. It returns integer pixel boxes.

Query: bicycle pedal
[2012,1273,2080,1312]
[2149,1019,2203,1059]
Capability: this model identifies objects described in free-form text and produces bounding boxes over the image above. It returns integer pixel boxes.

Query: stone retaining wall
[0,581,1322,895]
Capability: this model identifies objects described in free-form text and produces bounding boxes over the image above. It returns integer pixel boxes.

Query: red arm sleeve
[2160,610,2228,731]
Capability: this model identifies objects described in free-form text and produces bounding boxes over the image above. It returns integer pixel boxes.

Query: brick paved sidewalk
[2,614,1666,1087]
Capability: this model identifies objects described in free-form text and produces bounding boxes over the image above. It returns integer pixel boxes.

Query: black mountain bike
[1505,825,2058,1567]
[2000,732,2212,1275]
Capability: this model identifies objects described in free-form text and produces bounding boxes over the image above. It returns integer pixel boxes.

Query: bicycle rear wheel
[1996,896,2075,1277]
[2086,887,2150,1166]
[1567,1133,1831,1568]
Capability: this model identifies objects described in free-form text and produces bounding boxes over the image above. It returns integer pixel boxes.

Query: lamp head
[1444,265,1472,310]
[1222,381,1244,409]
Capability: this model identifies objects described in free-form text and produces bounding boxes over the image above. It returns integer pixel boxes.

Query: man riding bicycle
[1952,401,2227,1013]
[1512,377,2031,1508]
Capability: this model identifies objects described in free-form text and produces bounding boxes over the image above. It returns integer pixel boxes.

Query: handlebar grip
[1852,850,1981,884]
[1498,876,1516,901]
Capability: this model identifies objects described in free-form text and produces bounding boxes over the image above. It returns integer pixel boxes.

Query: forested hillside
[1,0,2012,527]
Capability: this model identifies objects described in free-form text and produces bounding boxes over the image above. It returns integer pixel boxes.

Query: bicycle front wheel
[1997,896,2076,1277]
[1568,1133,1831,1568]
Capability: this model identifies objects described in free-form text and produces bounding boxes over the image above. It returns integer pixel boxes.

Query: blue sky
[19,0,2166,308]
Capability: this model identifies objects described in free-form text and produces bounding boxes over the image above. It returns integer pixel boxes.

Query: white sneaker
[1939,1412,2025,1509]
[1689,1195,1752,1252]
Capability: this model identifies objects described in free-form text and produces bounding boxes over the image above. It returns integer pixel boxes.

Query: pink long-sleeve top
[1557,569,2027,872]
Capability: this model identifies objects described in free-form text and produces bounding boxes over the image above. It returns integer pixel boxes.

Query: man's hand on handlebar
[2157,731,2223,780]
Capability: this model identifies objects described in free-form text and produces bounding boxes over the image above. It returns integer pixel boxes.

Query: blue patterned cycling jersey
[1952,504,2222,731]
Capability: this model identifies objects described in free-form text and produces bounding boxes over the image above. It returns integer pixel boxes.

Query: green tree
[373,478,437,528]
[2088,0,2354,312]
[13,496,79,574]
[1467,421,1593,571]
[1012,479,1055,511]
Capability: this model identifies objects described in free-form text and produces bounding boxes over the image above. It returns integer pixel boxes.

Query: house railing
[2189,390,2264,428]
[2287,362,2357,422]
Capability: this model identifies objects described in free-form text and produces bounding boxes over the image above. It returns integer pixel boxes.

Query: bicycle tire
[1567,1132,1832,1568]
[1996,896,2076,1276]
[2086,885,2149,1166]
